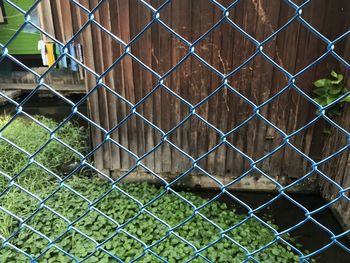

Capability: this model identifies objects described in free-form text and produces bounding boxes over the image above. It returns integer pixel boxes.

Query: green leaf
[341,95,350,103]
[330,71,344,84]
[314,97,327,106]
[312,88,326,96]
[313,79,330,87]
[331,75,343,84]
[330,70,338,78]
[329,85,343,95]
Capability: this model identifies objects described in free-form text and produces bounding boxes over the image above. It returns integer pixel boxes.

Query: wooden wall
[51,0,350,215]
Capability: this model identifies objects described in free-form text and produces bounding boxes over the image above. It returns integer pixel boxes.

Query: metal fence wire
[0,0,349,262]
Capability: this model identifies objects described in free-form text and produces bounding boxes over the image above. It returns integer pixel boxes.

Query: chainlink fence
[0,0,349,262]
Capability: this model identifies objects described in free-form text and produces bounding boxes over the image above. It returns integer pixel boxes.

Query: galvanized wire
[0,0,349,262]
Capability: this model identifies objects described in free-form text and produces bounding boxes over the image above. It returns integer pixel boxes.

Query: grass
[0,116,304,262]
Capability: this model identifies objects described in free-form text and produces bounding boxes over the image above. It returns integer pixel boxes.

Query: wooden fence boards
[45,0,350,222]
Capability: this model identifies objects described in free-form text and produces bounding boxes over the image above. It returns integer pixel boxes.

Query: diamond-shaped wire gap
[92,184,141,225]
[225,115,284,162]
[34,137,83,177]
[54,228,96,261]
[92,0,154,45]
[0,137,29,178]
[19,85,79,123]
[134,87,189,170]
[101,53,159,104]
[0,245,32,263]
[334,34,350,66]
[191,189,249,229]
[140,139,193,177]
[286,218,343,261]
[83,139,137,177]
[63,171,111,201]
[151,233,196,262]
[226,53,289,105]
[200,236,247,263]
[73,209,118,244]
[256,193,309,233]
[0,54,40,89]
[258,86,318,136]
[0,90,18,116]
[113,160,169,195]
[0,1,41,52]
[209,179,278,216]
[130,20,189,76]
[123,211,169,246]
[167,114,221,162]
[174,212,222,250]
[256,143,314,186]
[294,55,349,101]
[163,54,223,105]
[195,143,252,182]
[44,185,90,222]
[226,0,295,42]
[1,113,51,152]
[70,19,125,76]
[160,0,221,43]
[146,188,195,228]
[263,18,328,75]
[0,184,39,220]
[108,108,163,159]
[195,85,254,133]
[6,162,60,200]
[7,227,50,261]
[301,0,350,41]
[0,203,23,240]
[25,206,70,242]
[226,216,277,253]
[288,117,348,163]
[99,231,144,262]
[290,0,307,5]
[194,18,257,75]
[311,197,350,239]
[76,81,132,130]
[46,0,89,44]
[317,147,350,190]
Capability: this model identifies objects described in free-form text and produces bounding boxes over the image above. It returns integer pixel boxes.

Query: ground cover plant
[0,116,304,262]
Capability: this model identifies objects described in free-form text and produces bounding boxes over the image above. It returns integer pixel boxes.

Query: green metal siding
[0,0,40,55]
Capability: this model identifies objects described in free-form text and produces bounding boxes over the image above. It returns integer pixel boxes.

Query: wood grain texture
[48,0,350,226]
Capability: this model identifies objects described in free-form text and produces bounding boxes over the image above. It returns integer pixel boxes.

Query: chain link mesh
[0,0,349,262]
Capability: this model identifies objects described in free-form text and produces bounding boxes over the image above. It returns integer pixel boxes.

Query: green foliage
[0,177,304,263]
[0,116,306,262]
[0,116,87,190]
[312,70,350,117]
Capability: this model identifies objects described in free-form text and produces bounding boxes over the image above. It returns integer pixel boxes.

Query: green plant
[0,116,309,262]
[312,70,350,117]
[0,176,306,263]
[0,116,87,191]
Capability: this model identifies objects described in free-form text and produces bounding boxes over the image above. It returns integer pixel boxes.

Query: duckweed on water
[0,117,302,262]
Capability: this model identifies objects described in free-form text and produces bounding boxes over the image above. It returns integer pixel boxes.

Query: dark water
[0,95,349,262]
[189,189,350,263]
